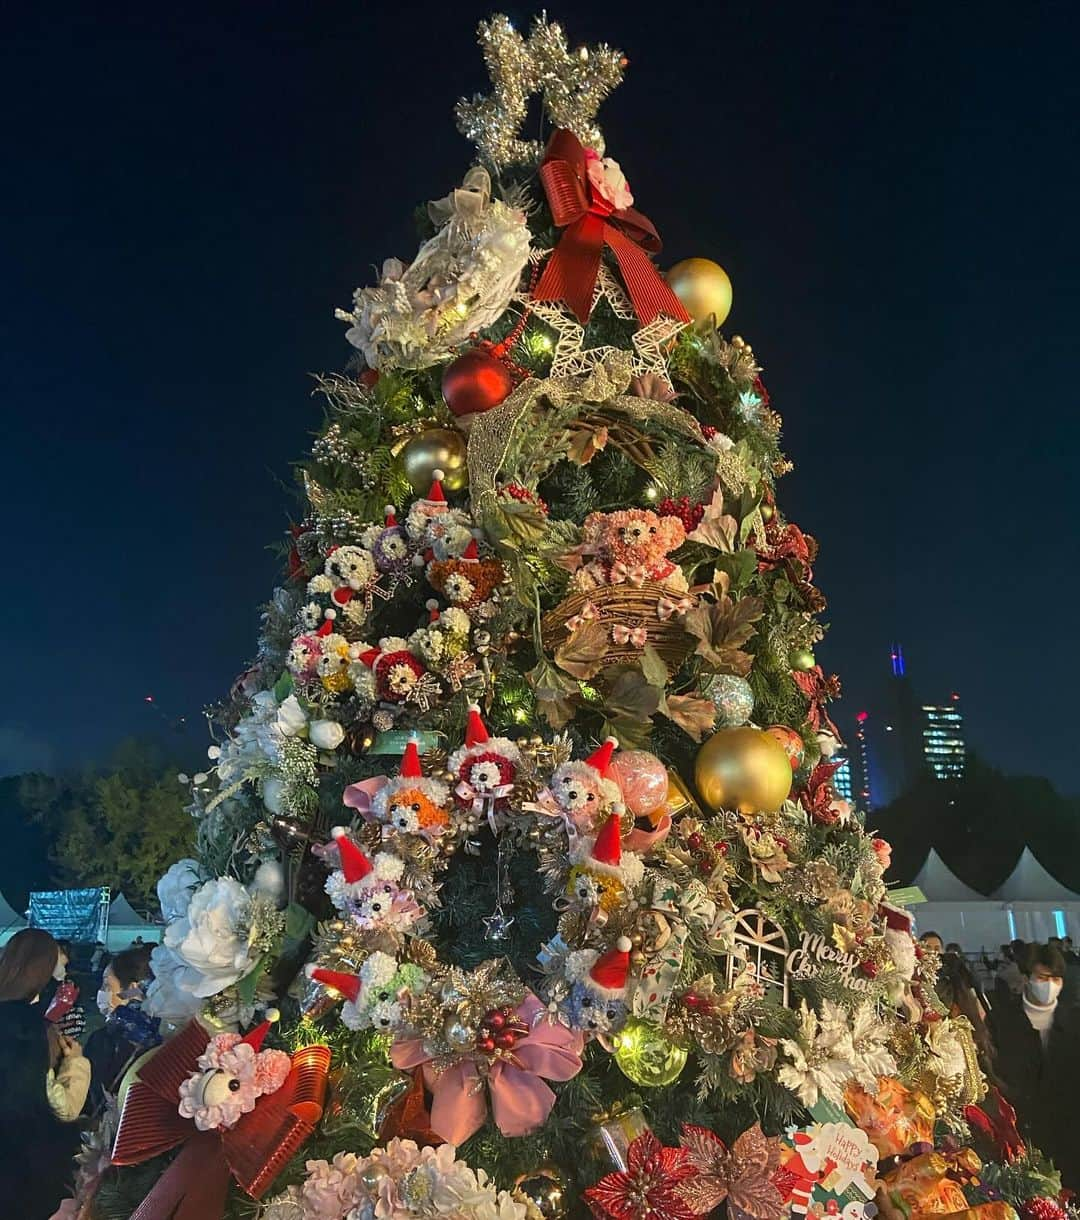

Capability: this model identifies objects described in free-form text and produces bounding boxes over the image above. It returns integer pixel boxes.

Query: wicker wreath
[541,581,697,676]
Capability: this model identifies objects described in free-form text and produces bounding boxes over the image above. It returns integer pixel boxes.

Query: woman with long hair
[0,927,91,1216]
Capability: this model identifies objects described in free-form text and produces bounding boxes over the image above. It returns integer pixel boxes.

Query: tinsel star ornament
[523,260,684,384]
[456,14,627,168]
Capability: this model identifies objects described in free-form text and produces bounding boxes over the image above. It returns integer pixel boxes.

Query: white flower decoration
[163,877,257,998]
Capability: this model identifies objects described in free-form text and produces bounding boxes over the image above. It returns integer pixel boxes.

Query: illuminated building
[853,711,874,809]
[831,750,854,802]
[921,692,966,780]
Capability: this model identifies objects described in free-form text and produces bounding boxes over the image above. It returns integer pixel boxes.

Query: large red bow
[533,129,690,327]
[112,1021,330,1220]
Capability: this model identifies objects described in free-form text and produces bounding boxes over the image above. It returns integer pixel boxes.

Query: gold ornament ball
[400,428,468,495]
[790,647,817,672]
[514,1165,570,1220]
[613,1016,688,1087]
[666,258,733,326]
[694,727,793,815]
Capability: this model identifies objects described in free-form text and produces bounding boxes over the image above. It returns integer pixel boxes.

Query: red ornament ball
[766,724,806,772]
[442,349,514,417]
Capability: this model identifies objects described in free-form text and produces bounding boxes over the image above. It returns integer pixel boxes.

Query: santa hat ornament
[425,598,441,624]
[427,471,447,505]
[400,739,423,779]
[571,811,645,889]
[239,1008,281,1052]
[460,537,480,563]
[383,505,398,528]
[464,704,489,749]
[447,706,523,801]
[306,964,361,1005]
[586,737,619,780]
[588,937,633,998]
[331,826,374,885]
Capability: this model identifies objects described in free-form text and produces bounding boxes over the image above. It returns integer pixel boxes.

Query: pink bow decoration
[455,779,516,835]
[389,993,583,1143]
[609,562,650,587]
[566,602,600,633]
[343,775,389,819]
[657,596,693,621]
[612,624,648,647]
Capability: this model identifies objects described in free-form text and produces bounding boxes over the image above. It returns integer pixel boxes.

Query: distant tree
[19,737,197,909]
[872,756,1080,894]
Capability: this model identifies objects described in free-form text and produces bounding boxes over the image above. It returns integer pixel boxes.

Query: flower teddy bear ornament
[177,1013,291,1131]
[570,508,688,592]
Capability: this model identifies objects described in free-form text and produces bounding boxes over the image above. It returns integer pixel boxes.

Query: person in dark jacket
[989,941,1080,1187]
[0,928,91,1218]
[84,943,159,1113]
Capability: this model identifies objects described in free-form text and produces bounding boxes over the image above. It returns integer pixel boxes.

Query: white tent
[106,893,162,951]
[991,848,1080,903]
[0,892,27,946]
[912,848,987,902]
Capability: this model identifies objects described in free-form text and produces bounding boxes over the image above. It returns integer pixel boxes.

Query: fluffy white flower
[439,607,471,638]
[157,859,202,923]
[585,150,634,210]
[306,573,334,595]
[309,719,345,750]
[349,663,377,700]
[360,950,398,989]
[299,602,323,630]
[373,853,405,883]
[251,860,285,902]
[262,777,285,815]
[163,877,256,998]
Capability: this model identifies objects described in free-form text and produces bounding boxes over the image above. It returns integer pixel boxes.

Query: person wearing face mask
[83,943,159,1114]
[0,927,91,1216]
[989,942,1080,1186]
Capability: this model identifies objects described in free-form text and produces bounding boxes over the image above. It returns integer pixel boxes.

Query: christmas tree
[78,15,1065,1220]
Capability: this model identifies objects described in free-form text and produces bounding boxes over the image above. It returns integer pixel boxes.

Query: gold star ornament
[455,14,627,169]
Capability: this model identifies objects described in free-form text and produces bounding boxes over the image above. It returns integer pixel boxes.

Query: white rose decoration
[309,719,345,750]
[262,778,285,814]
[275,694,309,737]
[143,943,204,1031]
[164,877,256,997]
[156,858,202,923]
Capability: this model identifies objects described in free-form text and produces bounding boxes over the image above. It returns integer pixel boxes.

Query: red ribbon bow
[112,1021,330,1220]
[533,129,691,327]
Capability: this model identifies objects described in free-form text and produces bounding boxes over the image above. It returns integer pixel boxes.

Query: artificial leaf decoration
[527,656,578,729]
[604,665,664,723]
[683,573,764,677]
[798,760,843,825]
[586,1130,696,1220]
[687,486,738,552]
[662,694,717,742]
[677,1123,785,1220]
[567,423,610,466]
[555,620,610,680]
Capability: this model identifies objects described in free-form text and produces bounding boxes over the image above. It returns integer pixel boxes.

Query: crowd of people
[919,930,1080,1184]
[0,928,158,1216]
[1,924,1077,1214]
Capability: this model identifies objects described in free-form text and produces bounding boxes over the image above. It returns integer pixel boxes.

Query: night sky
[3,2,1078,791]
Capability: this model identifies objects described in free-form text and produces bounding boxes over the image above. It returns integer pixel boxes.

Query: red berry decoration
[442,348,514,417]
[859,959,878,978]
[1022,1200,1067,1220]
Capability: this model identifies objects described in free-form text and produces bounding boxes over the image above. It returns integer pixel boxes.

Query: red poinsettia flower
[586,1131,696,1220]
[798,760,844,826]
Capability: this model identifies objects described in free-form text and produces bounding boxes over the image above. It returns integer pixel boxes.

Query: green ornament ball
[790,647,817,672]
[612,1016,688,1087]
